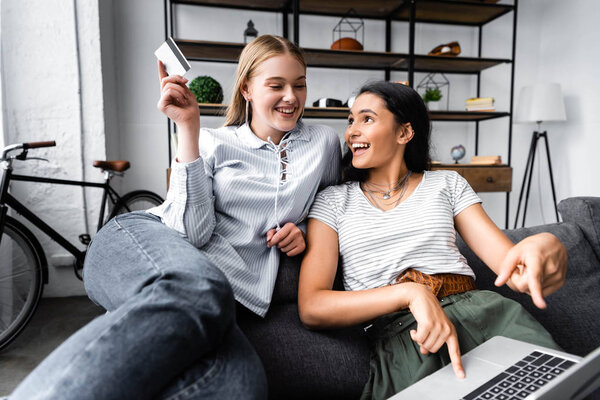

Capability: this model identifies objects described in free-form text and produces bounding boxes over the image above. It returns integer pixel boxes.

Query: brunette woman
[298,81,567,400]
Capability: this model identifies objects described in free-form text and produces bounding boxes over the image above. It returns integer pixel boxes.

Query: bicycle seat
[92,160,130,172]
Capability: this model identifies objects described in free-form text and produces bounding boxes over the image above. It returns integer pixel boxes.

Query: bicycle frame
[0,165,124,271]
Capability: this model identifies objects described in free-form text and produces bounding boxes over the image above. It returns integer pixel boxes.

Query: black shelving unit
[163,0,518,226]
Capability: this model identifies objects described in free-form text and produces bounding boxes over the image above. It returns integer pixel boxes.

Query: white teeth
[352,143,370,149]
[276,108,294,114]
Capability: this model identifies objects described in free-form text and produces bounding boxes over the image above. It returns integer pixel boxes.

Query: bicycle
[0,140,164,350]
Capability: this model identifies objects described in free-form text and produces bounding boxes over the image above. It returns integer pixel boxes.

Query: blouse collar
[235,120,311,149]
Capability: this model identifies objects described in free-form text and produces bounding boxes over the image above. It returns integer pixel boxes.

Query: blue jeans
[10,211,267,400]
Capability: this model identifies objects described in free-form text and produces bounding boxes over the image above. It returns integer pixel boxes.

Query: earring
[245,99,250,125]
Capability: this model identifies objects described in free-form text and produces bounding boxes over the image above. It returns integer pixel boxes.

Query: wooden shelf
[302,48,407,70]
[176,40,509,73]
[176,40,242,63]
[173,0,513,26]
[393,1,513,25]
[411,55,510,74]
[176,40,406,69]
[429,111,510,121]
[198,104,509,121]
[432,164,512,192]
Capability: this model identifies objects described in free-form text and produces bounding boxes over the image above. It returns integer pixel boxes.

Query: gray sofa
[236,197,600,399]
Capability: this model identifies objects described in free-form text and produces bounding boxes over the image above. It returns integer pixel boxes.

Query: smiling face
[345,92,411,171]
[242,54,307,140]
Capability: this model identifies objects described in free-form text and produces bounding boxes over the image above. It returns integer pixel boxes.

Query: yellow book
[466,97,495,105]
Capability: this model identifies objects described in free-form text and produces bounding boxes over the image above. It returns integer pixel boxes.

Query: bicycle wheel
[108,190,164,220]
[0,216,45,351]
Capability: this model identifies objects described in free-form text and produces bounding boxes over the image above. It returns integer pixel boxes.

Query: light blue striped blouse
[148,121,341,316]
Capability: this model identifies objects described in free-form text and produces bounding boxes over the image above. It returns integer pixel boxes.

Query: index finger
[446,334,465,379]
[157,60,168,82]
[495,248,520,287]
[527,266,547,309]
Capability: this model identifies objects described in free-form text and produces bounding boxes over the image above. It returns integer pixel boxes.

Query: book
[470,155,502,165]
[466,97,494,105]
[465,106,496,112]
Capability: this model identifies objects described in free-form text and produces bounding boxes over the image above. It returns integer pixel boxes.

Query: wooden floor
[0,296,104,396]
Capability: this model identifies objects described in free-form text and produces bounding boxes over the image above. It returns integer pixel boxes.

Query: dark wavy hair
[342,81,432,183]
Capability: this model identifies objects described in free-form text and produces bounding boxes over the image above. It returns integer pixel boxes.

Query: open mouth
[351,142,371,156]
[275,106,296,117]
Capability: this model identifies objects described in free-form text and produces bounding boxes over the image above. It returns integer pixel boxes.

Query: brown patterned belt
[393,268,476,299]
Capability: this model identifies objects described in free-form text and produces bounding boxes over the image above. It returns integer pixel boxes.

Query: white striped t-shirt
[149,121,341,316]
[307,170,481,291]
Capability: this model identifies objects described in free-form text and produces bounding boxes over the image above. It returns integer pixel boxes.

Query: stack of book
[470,155,502,165]
[465,97,495,112]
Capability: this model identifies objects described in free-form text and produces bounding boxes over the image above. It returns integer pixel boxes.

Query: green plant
[423,87,442,103]
[189,76,224,104]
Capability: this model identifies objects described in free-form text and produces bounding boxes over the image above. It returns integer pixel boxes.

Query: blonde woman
[10,35,340,400]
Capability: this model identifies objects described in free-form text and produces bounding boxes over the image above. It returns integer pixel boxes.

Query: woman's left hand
[495,232,568,309]
[266,223,306,257]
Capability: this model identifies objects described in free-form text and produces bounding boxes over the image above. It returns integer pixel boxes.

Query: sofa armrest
[458,221,600,356]
[558,197,600,261]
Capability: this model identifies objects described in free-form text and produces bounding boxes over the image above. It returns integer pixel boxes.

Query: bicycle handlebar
[1,140,56,161]
[23,141,56,149]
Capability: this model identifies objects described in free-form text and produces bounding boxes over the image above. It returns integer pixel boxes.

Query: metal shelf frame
[163,0,518,226]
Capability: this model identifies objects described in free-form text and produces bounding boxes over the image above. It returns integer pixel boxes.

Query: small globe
[451,145,466,163]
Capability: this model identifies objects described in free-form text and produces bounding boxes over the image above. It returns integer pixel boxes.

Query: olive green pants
[360,290,560,400]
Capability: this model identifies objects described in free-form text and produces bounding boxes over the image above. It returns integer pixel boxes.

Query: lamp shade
[515,83,566,123]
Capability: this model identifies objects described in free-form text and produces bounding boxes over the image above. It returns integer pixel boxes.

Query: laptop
[390,336,600,400]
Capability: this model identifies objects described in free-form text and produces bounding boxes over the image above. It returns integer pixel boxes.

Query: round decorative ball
[189,76,224,104]
[450,144,466,163]
[331,37,363,51]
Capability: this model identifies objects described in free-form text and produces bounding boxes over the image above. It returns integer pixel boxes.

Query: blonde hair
[224,35,306,127]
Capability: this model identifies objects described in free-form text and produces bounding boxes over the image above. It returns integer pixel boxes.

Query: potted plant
[423,87,443,110]
[189,76,224,104]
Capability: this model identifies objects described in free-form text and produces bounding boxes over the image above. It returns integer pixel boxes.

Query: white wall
[6,0,594,296]
[1,0,106,296]
[111,1,512,223]
[509,0,600,227]
[0,0,5,149]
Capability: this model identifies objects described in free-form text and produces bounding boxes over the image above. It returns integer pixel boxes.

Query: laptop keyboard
[461,351,576,400]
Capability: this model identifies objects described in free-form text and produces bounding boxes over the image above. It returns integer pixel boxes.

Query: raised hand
[266,222,306,257]
[156,60,200,163]
[157,60,199,124]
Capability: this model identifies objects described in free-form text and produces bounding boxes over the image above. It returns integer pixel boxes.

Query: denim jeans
[10,211,267,400]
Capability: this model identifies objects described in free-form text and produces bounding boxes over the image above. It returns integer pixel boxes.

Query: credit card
[154,37,191,76]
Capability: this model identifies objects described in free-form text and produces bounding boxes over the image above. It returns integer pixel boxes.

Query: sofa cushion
[237,302,369,400]
[242,253,368,399]
[458,221,600,356]
[271,253,345,305]
[558,197,600,261]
